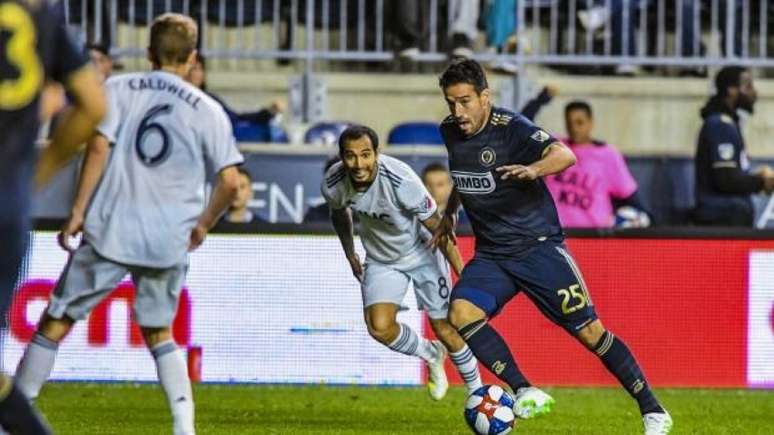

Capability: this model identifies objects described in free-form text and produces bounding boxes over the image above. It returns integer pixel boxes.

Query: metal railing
[64,0,774,68]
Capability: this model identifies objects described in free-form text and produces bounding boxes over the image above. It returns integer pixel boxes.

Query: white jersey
[83,71,243,268]
[321,154,437,264]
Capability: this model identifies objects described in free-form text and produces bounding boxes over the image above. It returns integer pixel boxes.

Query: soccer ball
[464,385,516,434]
[614,206,651,228]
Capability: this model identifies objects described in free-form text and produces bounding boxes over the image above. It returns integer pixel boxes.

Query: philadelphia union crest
[479,147,496,167]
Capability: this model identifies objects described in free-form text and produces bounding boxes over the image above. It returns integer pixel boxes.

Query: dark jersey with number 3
[440,106,563,258]
[0,0,88,221]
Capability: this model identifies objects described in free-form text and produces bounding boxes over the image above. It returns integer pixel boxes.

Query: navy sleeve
[703,119,762,193]
[712,168,764,194]
[520,87,554,122]
[508,116,558,164]
[49,19,89,83]
[704,120,742,170]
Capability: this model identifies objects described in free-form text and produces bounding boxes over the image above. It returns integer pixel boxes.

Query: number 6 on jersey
[135,104,173,166]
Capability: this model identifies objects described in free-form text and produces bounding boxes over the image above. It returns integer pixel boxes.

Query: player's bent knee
[365,316,398,345]
[448,300,486,331]
[37,314,75,343]
[140,326,172,348]
[577,320,605,349]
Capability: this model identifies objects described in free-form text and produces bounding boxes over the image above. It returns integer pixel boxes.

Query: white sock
[151,341,195,435]
[387,323,437,362]
[449,344,483,393]
[15,333,58,399]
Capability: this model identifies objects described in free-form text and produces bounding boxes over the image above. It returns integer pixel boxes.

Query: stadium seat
[387,122,444,146]
[233,120,288,143]
[304,122,351,146]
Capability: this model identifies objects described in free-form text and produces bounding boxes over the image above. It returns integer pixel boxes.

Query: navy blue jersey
[440,106,563,257]
[694,111,758,222]
[0,0,88,221]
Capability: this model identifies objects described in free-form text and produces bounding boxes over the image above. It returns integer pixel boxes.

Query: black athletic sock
[459,320,530,392]
[0,376,52,435]
[593,330,662,415]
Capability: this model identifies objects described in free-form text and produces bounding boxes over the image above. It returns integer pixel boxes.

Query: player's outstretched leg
[428,318,482,394]
[16,315,74,400]
[365,303,448,400]
[143,328,195,435]
[577,321,672,434]
[449,300,554,419]
[0,374,52,435]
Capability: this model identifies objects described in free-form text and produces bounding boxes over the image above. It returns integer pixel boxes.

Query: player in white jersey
[15,14,243,435]
[322,125,482,400]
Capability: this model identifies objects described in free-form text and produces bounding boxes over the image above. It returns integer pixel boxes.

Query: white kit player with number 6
[14,13,243,435]
[322,125,482,400]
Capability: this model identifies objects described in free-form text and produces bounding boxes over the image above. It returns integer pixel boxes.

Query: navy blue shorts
[451,241,597,334]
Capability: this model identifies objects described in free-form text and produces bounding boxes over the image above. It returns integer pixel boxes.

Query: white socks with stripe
[450,344,483,393]
[15,333,59,400]
[387,323,437,362]
[152,341,195,435]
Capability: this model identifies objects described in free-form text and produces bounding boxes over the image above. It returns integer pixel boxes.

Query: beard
[738,96,755,114]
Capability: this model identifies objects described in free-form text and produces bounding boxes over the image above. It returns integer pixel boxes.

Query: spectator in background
[578,0,648,75]
[483,0,518,74]
[222,167,264,223]
[421,163,469,226]
[304,156,342,223]
[386,0,427,59]
[679,0,743,72]
[693,66,774,227]
[449,0,480,58]
[545,101,650,228]
[187,54,284,128]
[86,42,121,81]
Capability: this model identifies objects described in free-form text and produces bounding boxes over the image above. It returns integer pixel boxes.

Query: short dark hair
[439,58,488,94]
[421,162,449,182]
[565,100,593,118]
[338,125,379,154]
[715,66,748,97]
[236,166,252,181]
[86,42,111,57]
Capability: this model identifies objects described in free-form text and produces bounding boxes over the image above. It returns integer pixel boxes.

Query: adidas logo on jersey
[490,112,512,126]
[451,171,496,194]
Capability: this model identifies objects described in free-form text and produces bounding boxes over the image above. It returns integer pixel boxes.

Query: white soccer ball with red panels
[464,385,516,434]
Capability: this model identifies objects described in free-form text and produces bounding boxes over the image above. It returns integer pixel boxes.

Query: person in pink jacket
[545,101,650,228]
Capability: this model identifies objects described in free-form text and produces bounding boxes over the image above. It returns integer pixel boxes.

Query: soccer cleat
[426,340,449,401]
[512,386,555,419]
[643,410,673,435]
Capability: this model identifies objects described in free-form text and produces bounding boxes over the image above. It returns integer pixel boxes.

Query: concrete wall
[206,70,774,157]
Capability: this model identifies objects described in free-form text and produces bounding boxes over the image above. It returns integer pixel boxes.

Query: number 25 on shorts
[557,284,589,315]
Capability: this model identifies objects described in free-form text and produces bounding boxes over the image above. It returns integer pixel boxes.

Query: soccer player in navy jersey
[1,0,106,432]
[431,59,672,435]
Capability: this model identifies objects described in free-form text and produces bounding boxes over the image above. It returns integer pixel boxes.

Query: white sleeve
[203,105,244,172]
[96,78,122,143]
[320,180,346,210]
[396,171,437,221]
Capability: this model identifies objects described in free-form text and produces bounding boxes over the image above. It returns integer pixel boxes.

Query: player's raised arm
[58,133,111,252]
[496,141,576,181]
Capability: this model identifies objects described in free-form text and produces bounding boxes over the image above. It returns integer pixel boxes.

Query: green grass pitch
[37,383,773,434]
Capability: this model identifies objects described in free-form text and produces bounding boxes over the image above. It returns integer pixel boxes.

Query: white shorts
[361,251,451,319]
[47,243,187,328]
